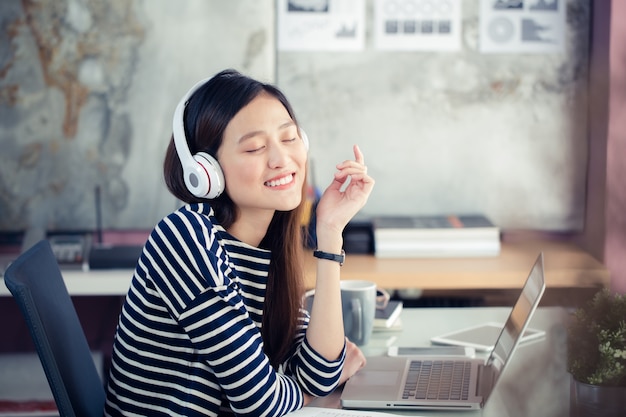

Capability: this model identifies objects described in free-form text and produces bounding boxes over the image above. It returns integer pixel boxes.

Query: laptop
[340,252,546,411]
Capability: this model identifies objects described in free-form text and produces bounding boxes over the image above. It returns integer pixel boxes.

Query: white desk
[310,306,571,417]
[0,267,133,296]
[1,269,571,416]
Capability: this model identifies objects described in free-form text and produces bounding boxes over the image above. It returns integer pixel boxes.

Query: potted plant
[567,288,626,417]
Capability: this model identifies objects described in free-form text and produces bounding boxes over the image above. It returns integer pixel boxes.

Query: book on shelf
[374,300,403,329]
[373,214,500,258]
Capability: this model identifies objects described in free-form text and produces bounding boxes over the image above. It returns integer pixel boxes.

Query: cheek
[295,149,308,171]
[299,155,309,181]
[223,162,258,190]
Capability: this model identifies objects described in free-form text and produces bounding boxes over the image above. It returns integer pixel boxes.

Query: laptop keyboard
[402,360,472,401]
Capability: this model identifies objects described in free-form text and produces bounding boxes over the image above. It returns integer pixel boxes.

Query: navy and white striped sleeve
[283,313,345,397]
[145,209,307,416]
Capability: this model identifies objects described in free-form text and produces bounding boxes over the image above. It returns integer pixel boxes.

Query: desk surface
[309,306,571,417]
[305,239,608,290]
[0,239,608,297]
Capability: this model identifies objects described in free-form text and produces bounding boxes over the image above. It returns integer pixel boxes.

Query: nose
[267,142,290,168]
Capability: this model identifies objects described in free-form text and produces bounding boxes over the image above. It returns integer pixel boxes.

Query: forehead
[226,92,294,133]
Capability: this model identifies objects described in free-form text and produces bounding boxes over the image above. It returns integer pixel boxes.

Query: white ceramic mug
[340,280,377,346]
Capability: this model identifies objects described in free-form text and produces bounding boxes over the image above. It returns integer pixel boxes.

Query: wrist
[314,238,343,254]
[315,228,343,253]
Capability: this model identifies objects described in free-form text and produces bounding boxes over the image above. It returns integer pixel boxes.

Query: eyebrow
[237,121,296,144]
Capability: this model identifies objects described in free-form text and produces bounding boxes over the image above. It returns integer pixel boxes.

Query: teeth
[265,174,294,187]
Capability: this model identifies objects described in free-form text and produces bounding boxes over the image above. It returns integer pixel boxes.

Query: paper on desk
[286,406,409,417]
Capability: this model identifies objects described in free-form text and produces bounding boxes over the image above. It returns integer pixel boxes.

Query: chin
[274,196,303,212]
[276,202,302,212]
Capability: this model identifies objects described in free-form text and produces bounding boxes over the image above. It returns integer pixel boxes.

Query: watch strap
[313,249,345,266]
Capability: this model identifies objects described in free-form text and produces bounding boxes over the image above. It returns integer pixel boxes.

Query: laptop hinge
[476,364,496,398]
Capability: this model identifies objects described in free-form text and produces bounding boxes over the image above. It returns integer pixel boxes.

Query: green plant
[568,288,626,386]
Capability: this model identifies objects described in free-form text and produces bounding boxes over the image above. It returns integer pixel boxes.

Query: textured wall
[0,0,275,231]
[0,0,590,233]
[278,0,590,231]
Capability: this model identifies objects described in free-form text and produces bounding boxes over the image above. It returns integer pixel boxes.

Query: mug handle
[351,298,362,342]
[376,287,391,310]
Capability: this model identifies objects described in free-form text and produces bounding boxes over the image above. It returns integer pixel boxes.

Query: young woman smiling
[104,69,375,417]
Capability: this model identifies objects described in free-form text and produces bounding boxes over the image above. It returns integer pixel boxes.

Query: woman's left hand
[338,338,367,386]
[315,145,375,236]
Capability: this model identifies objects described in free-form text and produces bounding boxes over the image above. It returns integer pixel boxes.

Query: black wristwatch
[313,249,345,266]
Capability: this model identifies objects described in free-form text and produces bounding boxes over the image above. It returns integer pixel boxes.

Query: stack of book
[374,300,403,331]
[373,214,500,258]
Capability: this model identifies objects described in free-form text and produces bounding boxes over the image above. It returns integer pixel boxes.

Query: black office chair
[3,239,106,417]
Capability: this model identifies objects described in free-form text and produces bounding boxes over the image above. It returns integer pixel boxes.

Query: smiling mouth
[264,173,295,187]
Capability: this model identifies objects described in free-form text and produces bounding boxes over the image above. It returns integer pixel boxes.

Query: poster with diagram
[480,0,565,53]
[277,0,365,51]
[374,0,461,51]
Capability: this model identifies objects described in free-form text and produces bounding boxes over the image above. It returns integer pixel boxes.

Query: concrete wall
[0,0,275,232]
[278,0,590,232]
[0,0,592,234]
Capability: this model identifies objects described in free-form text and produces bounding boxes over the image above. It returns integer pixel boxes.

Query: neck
[227,209,274,247]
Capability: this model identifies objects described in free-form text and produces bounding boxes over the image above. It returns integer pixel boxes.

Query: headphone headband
[172,78,211,169]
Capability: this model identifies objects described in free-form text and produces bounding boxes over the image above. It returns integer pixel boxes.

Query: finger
[335,160,368,174]
[334,169,371,183]
[353,144,365,164]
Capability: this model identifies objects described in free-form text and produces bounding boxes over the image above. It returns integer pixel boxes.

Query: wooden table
[304,240,609,291]
[0,240,608,298]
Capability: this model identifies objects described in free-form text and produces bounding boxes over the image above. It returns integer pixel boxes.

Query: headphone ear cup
[192,152,225,199]
[181,152,225,199]
[181,156,211,198]
[172,77,226,200]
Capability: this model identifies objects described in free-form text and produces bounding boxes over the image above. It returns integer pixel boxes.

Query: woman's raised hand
[315,145,375,237]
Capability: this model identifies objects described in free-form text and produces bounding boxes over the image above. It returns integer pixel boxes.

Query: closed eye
[283,137,297,143]
[245,146,265,153]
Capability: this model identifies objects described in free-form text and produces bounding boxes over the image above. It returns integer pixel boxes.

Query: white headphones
[172,78,310,199]
[172,78,225,199]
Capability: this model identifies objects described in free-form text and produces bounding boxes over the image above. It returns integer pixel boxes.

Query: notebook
[340,253,546,411]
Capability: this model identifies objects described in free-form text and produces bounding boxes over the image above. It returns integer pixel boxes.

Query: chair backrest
[3,240,105,417]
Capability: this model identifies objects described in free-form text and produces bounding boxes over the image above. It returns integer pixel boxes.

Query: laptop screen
[487,253,546,372]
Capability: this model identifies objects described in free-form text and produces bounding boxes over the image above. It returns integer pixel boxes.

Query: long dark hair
[163,69,307,368]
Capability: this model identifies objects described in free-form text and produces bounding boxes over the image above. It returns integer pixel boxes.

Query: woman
[104,69,374,416]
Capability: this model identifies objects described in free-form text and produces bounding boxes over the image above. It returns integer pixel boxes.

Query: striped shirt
[104,203,345,416]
